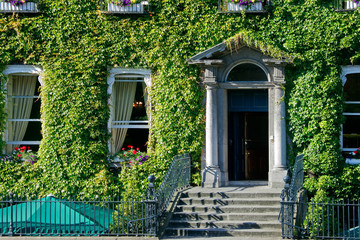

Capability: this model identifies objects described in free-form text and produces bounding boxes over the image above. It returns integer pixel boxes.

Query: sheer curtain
[7,75,37,153]
[111,82,136,154]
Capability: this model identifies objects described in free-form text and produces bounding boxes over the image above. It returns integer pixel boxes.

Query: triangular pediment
[188,34,292,65]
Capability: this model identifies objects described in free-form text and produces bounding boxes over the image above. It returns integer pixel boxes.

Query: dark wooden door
[244,112,268,180]
[228,112,268,181]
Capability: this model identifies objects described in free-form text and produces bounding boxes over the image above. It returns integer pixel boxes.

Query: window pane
[344,103,360,113]
[122,129,149,152]
[344,74,360,101]
[8,121,41,141]
[343,115,360,148]
[227,63,267,82]
[131,82,147,121]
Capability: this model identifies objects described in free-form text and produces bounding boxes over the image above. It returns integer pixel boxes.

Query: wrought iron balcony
[0,1,39,13]
[101,0,149,14]
[219,0,269,13]
[335,0,359,11]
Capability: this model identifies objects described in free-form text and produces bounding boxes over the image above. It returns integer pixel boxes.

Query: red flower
[20,150,24,152]
[127,145,132,148]
[136,148,139,151]
[358,147,360,151]
[28,146,30,150]
[18,154,21,158]
[132,150,137,154]
[122,148,125,150]
[354,151,358,154]
[20,146,26,150]
[14,147,19,150]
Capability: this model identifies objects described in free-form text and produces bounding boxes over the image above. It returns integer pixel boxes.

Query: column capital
[205,82,219,89]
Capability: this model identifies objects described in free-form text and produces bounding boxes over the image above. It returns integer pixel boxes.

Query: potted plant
[345,0,359,10]
[106,0,148,13]
[225,0,263,12]
[0,0,38,12]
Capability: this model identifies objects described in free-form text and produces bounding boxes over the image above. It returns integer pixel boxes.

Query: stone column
[265,60,288,188]
[202,82,221,188]
[274,85,287,169]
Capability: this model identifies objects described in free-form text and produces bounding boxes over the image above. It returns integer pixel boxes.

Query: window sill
[0,2,39,13]
[346,158,360,165]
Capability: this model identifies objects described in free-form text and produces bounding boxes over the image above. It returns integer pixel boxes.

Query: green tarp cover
[0,196,113,235]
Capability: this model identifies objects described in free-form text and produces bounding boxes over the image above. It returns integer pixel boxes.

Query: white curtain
[7,75,37,153]
[111,82,136,154]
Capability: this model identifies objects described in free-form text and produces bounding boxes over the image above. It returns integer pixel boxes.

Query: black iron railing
[0,153,191,237]
[279,154,360,239]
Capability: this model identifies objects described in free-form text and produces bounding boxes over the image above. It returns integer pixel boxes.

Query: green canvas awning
[0,195,113,235]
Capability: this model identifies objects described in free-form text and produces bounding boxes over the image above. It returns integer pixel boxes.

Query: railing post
[9,192,14,236]
[145,175,157,236]
[147,175,155,200]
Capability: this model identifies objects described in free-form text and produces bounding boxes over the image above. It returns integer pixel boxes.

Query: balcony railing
[219,0,268,13]
[335,0,359,11]
[101,1,149,14]
[0,1,38,13]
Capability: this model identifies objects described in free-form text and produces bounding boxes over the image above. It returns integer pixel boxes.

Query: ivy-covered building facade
[1,0,360,198]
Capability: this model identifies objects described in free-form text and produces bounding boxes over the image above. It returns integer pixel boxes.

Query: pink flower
[18,154,21,158]
[122,148,125,150]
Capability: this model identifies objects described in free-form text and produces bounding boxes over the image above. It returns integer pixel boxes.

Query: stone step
[164,227,282,238]
[175,205,280,213]
[167,220,281,229]
[183,191,281,199]
[172,212,279,221]
[178,198,281,206]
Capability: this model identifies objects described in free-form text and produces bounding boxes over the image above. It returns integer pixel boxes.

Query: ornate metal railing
[279,154,305,238]
[100,0,149,14]
[218,0,269,13]
[0,1,39,13]
[279,154,360,239]
[154,153,191,215]
[335,0,360,11]
[0,153,191,237]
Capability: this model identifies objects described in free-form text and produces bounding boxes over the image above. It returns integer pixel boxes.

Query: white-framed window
[3,65,43,153]
[108,68,151,154]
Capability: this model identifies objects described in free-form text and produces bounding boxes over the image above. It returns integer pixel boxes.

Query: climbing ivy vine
[0,0,359,198]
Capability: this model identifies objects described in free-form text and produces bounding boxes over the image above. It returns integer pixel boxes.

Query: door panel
[228,112,245,181]
[244,112,268,180]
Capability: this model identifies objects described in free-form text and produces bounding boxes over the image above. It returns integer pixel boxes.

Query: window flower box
[0,1,38,12]
[221,0,265,13]
[345,0,359,10]
[106,1,148,14]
